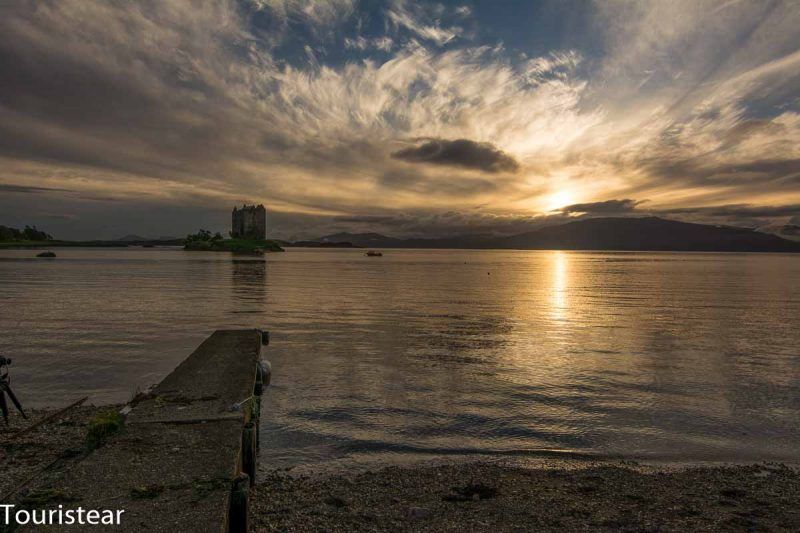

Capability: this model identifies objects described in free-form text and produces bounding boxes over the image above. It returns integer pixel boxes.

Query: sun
[545,190,575,212]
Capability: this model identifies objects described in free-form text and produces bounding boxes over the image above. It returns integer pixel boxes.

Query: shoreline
[252,459,800,532]
[3,242,800,254]
[4,408,800,532]
[264,448,800,479]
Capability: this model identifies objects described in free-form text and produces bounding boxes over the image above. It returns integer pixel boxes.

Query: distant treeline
[0,225,53,242]
[184,229,224,244]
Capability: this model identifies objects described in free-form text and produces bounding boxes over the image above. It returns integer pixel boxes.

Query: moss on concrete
[85,411,124,451]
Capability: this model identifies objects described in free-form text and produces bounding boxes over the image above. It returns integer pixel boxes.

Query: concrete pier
[25,329,268,532]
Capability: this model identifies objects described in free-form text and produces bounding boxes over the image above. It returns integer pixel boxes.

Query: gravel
[0,405,115,501]
[250,459,800,532]
[6,409,799,531]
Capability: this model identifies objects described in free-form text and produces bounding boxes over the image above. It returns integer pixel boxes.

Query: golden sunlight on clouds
[545,190,577,213]
[0,0,799,239]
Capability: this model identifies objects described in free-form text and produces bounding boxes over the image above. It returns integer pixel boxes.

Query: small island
[0,224,70,249]
[183,230,284,253]
[183,204,284,253]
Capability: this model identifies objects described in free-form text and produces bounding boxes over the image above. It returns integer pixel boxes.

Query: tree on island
[184,229,224,244]
[183,228,283,253]
[0,225,53,242]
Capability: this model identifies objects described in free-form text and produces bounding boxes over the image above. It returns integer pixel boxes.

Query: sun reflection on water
[550,250,569,323]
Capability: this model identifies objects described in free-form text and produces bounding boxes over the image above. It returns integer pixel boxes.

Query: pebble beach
[251,460,800,532]
[4,409,800,532]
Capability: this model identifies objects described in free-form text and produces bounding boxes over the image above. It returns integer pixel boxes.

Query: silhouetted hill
[320,233,405,247]
[282,240,359,248]
[115,234,149,242]
[318,217,800,252]
[116,234,181,243]
[496,217,800,252]
[318,232,490,249]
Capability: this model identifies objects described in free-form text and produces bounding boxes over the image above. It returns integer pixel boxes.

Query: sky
[0,0,799,240]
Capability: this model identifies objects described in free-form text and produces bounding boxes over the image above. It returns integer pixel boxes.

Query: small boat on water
[365,251,383,257]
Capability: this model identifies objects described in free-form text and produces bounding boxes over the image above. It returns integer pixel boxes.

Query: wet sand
[251,460,800,532]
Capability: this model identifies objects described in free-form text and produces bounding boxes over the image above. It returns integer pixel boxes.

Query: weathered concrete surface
[129,329,262,425]
[21,329,263,532]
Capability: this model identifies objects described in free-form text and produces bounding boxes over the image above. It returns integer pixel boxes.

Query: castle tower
[231,204,266,240]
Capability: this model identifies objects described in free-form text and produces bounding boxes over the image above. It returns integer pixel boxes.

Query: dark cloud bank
[559,199,640,214]
[0,183,72,194]
[392,138,520,173]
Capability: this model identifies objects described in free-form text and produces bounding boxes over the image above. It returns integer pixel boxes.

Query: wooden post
[257,397,262,451]
[229,473,250,533]
[242,422,257,486]
[254,370,264,397]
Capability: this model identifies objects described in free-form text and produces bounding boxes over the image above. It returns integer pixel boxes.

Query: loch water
[1,248,799,468]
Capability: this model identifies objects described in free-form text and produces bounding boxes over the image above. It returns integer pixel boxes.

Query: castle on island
[231,204,266,240]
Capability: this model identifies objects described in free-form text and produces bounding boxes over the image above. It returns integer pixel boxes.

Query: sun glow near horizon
[1,0,799,240]
[545,190,577,213]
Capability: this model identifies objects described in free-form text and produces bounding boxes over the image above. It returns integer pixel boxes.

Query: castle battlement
[231,204,266,240]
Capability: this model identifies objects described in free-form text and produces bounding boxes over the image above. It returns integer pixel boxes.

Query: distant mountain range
[115,234,181,242]
[319,217,800,252]
[116,234,149,242]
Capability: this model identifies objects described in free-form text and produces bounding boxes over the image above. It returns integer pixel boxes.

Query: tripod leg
[0,389,9,425]
[4,383,26,419]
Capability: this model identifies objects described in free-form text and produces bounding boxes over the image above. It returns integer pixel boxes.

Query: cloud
[659,203,800,218]
[344,35,394,52]
[778,225,800,235]
[330,209,570,238]
[0,0,799,239]
[0,183,73,194]
[0,0,588,222]
[343,36,368,49]
[559,199,641,214]
[552,197,800,229]
[40,213,78,220]
[266,202,800,239]
[251,0,356,31]
[386,0,462,45]
[391,138,520,173]
[373,36,394,51]
[644,157,800,186]
[334,214,396,223]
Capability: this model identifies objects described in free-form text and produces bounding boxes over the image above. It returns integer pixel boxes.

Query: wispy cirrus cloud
[344,35,394,51]
[386,0,463,45]
[0,0,798,240]
[250,0,356,32]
